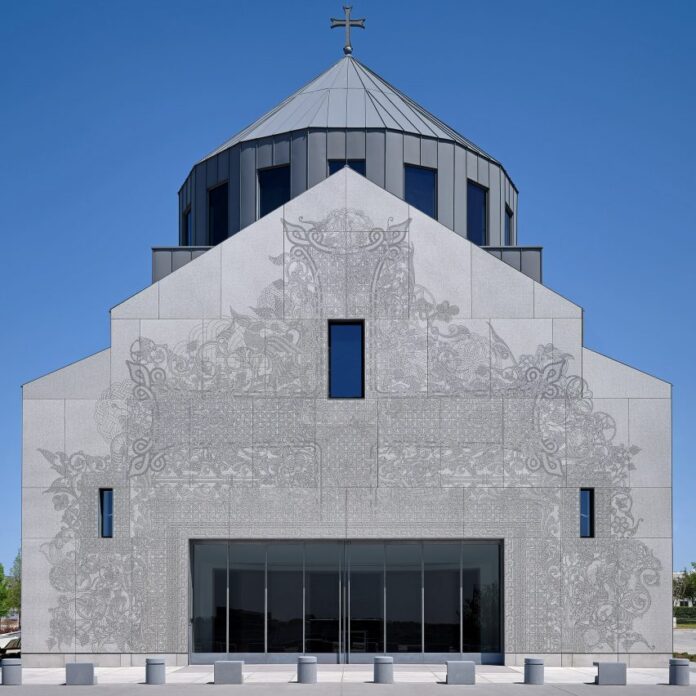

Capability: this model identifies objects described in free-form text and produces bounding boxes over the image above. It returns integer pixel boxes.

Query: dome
[202,56,497,163]
[177,55,519,257]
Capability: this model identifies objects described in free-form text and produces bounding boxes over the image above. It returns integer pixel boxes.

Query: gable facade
[22,170,671,667]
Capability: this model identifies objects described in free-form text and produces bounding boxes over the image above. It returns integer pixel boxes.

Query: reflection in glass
[305,543,341,653]
[190,540,502,657]
[191,542,227,653]
[229,543,265,652]
[349,543,384,653]
[462,544,501,652]
[424,543,460,652]
[386,543,421,652]
[267,544,303,652]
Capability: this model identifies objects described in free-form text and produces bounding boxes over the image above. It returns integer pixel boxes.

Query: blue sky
[0,0,694,571]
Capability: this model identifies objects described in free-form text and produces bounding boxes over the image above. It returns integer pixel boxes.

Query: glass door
[190,541,227,658]
[385,543,422,653]
[228,543,265,652]
[305,543,343,658]
[346,543,384,658]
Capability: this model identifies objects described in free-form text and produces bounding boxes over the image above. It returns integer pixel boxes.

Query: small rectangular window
[405,164,437,218]
[328,159,366,177]
[467,181,488,246]
[208,182,229,245]
[580,488,594,538]
[258,165,291,218]
[182,208,192,245]
[328,320,364,398]
[504,206,513,246]
[99,488,113,538]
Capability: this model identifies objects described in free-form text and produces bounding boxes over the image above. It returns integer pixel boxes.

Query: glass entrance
[190,540,502,663]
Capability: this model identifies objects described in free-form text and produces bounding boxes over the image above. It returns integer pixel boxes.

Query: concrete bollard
[446,661,475,685]
[65,663,96,685]
[593,661,626,686]
[1,659,22,686]
[214,660,244,685]
[374,656,394,684]
[145,657,166,685]
[669,658,690,686]
[297,656,317,684]
[524,658,544,685]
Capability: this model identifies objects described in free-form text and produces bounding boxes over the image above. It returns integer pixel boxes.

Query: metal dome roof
[202,56,497,163]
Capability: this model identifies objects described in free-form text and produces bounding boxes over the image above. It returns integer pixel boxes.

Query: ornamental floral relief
[427,318,491,395]
[38,449,141,651]
[563,540,661,652]
[610,489,644,538]
[36,207,662,654]
[441,444,504,487]
[378,444,440,487]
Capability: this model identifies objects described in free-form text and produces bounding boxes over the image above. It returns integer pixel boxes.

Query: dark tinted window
[182,208,192,245]
[462,544,501,653]
[405,164,437,217]
[467,181,488,245]
[424,543,460,652]
[191,542,227,653]
[580,488,595,538]
[386,543,422,652]
[328,321,364,398]
[267,544,303,652]
[349,543,384,653]
[99,488,113,538]
[504,207,513,245]
[259,165,291,218]
[208,183,229,245]
[305,543,341,653]
[328,159,366,176]
[229,543,265,652]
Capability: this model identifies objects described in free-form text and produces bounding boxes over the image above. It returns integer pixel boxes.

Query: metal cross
[330,5,365,55]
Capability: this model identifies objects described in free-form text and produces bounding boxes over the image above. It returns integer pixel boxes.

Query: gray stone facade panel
[22,171,671,664]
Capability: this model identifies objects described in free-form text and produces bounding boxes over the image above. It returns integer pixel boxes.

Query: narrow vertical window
[467,181,488,245]
[328,320,364,398]
[99,488,113,538]
[504,206,513,246]
[208,182,229,245]
[404,164,437,218]
[258,165,291,218]
[182,207,192,245]
[580,488,594,538]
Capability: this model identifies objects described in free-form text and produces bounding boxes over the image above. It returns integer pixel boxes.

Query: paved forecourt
[1,683,696,696]
[675,629,696,654]
[3,663,696,688]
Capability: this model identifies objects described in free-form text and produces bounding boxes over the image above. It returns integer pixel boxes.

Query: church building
[22,11,672,668]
